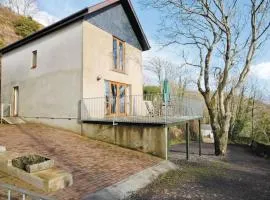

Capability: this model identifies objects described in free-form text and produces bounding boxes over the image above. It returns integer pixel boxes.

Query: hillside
[0,6,43,49]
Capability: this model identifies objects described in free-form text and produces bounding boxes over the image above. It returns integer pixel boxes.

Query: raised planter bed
[0,152,72,192]
[0,146,6,153]
[12,155,54,173]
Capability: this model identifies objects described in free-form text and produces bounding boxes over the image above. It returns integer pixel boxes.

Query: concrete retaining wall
[82,123,168,159]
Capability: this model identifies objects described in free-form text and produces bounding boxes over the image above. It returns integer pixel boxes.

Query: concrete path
[83,160,178,200]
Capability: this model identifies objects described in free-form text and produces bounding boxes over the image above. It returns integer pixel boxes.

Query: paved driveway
[0,124,161,199]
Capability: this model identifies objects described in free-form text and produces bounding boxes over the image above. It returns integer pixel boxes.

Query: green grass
[143,160,228,189]
[127,160,230,200]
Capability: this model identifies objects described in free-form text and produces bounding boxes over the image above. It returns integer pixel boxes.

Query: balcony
[81,94,204,125]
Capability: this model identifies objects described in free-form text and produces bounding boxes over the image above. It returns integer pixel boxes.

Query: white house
[0,0,204,159]
[0,0,148,128]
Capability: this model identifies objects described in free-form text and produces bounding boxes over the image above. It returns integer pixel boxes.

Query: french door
[105,81,128,116]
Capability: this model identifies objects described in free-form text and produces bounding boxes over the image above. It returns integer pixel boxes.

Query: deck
[82,115,203,126]
[81,95,204,126]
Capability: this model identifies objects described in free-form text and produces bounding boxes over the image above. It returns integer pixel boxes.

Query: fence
[81,94,204,124]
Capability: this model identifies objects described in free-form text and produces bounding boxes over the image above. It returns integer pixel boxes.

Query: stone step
[2,117,26,125]
[0,146,6,153]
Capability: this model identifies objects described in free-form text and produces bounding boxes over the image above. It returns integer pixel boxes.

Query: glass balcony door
[105,81,128,116]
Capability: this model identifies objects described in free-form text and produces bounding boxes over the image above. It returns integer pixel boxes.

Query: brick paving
[0,124,161,200]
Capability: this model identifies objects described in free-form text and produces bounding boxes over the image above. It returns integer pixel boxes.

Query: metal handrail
[1,103,12,124]
[0,183,55,200]
[81,94,204,123]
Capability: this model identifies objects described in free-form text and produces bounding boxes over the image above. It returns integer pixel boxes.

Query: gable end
[85,3,142,50]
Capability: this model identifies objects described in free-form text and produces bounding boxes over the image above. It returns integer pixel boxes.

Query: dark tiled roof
[0,0,150,54]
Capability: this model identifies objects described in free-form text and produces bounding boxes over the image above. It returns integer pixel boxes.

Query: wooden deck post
[186,122,190,160]
[199,119,202,156]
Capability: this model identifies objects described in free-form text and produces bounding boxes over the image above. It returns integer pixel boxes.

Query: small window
[112,37,125,72]
[32,50,37,69]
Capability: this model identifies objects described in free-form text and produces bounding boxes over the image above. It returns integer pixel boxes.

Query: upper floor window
[113,37,125,72]
[32,50,37,69]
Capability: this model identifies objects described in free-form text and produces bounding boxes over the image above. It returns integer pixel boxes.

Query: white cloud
[251,62,270,81]
[250,62,270,102]
[33,11,58,26]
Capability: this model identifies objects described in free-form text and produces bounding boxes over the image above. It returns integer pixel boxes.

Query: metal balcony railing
[81,94,204,124]
[0,183,54,200]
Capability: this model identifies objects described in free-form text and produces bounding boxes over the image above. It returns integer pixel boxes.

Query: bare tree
[1,0,37,16]
[144,57,165,91]
[144,57,187,95]
[142,0,270,155]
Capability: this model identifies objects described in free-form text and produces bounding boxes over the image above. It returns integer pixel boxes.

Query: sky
[32,0,270,100]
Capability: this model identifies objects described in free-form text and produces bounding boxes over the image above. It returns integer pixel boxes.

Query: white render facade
[0,0,147,133]
[1,22,83,131]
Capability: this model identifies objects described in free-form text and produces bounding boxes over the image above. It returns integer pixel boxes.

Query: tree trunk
[209,112,230,156]
[216,129,229,155]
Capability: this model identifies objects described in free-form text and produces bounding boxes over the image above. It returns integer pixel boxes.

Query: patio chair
[145,101,160,117]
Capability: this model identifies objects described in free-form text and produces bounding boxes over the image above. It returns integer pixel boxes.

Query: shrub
[143,86,161,95]
[13,16,41,38]
[251,140,270,158]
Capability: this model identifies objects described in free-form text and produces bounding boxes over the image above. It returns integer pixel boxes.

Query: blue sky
[35,0,270,62]
[35,0,270,99]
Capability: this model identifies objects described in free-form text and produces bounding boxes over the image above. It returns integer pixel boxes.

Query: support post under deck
[186,122,190,160]
[199,119,202,156]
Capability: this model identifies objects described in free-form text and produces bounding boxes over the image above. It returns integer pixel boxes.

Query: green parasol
[163,78,170,103]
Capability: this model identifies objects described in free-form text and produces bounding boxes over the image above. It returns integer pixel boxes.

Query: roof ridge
[0,0,150,54]
[88,0,120,13]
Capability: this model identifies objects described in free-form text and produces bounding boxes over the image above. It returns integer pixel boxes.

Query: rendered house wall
[82,21,143,98]
[82,21,144,118]
[1,22,83,132]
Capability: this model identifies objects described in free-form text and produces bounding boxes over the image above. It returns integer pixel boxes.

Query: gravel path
[126,144,270,200]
